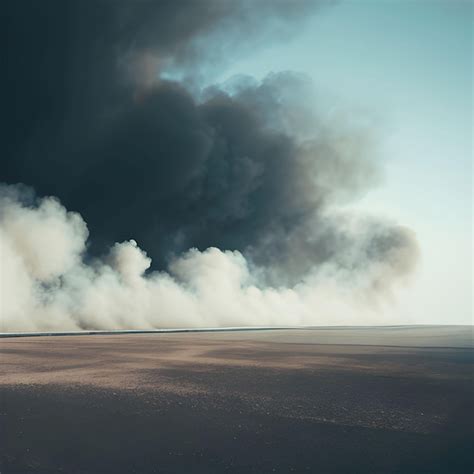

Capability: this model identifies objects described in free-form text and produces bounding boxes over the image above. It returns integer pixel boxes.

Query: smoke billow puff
[0,184,417,331]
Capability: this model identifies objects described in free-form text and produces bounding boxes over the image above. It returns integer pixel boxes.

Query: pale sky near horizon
[219,0,472,324]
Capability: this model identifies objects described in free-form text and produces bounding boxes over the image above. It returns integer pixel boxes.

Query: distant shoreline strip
[0,325,470,339]
[0,327,303,338]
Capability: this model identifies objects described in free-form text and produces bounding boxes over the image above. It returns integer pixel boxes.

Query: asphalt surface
[1,327,473,473]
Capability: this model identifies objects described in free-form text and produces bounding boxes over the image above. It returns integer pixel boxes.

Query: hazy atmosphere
[1,4,473,474]
[1,0,471,331]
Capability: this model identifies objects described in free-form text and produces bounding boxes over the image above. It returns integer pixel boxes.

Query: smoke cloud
[0,184,417,331]
[1,0,419,331]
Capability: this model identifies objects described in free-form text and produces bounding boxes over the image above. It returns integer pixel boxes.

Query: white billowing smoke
[0,184,415,332]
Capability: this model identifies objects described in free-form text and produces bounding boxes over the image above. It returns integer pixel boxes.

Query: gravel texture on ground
[1,327,472,473]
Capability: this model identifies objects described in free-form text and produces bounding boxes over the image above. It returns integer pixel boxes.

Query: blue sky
[219,0,472,324]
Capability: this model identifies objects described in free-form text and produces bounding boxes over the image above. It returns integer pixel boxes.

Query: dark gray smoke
[2,0,417,299]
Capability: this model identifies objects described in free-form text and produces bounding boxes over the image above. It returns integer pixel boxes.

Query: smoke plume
[1,0,419,331]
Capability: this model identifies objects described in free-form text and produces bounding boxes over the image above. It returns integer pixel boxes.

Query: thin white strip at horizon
[0,324,469,338]
[0,326,306,338]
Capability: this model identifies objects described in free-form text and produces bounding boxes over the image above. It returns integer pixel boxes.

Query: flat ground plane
[0,326,473,473]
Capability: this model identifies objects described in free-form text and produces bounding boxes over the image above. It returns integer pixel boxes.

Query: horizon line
[0,324,472,339]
